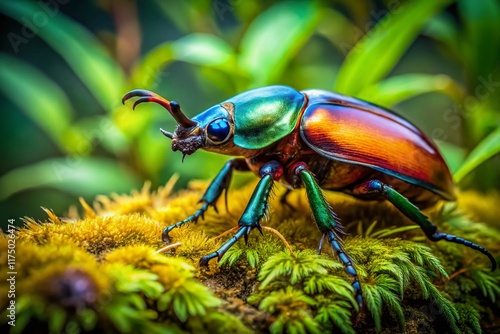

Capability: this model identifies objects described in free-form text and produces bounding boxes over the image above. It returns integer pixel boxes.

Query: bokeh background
[1,0,499,229]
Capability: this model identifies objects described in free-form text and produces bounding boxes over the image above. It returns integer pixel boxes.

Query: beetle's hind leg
[352,179,497,271]
[162,158,249,243]
[292,162,363,309]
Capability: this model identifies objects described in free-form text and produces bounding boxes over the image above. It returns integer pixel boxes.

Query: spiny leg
[199,161,283,266]
[352,179,497,271]
[292,162,363,308]
[163,158,249,243]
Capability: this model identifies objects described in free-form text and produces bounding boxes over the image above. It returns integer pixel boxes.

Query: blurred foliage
[0,0,499,226]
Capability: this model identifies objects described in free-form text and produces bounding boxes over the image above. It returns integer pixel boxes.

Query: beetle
[123,85,497,307]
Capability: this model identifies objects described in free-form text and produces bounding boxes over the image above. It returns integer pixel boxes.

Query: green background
[0,0,499,228]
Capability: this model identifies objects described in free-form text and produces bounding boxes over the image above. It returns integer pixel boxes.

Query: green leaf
[0,54,127,156]
[455,303,481,334]
[136,129,168,182]
[157,293,172,312]
[246,248,259,268]
[106,305,132,333]
[458,0,500,78]
[364,221,378,237]
[172,33,234,66]
[357,74,461,107]
[423,15,461,60]
[78,309,98,331]
[428,285,460,333]
[370,225,420,239]
[0,2,124,110]
[131,33,235,89]
[0,54,74,151]
[335,0,453,95]
[315,300,355,334]
[454,128,500,182]
[219,244,244,266]
[173,295,188,322]
[436,141,467,174]
[471,269,500,303]
[239,1,320,87]
[363,285,383,331]
[0,157,140,200]
[74,115,130,156]
[151,0,195,32]
[48,306,67,334]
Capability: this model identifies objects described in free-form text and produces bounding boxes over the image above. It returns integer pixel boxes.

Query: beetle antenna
[122,89,196,128]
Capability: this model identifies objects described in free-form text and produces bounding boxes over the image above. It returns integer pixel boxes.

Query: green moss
[248,250,356,333]
[1,180,499,333]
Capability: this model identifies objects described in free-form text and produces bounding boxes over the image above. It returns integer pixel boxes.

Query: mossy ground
[1,177,499,333]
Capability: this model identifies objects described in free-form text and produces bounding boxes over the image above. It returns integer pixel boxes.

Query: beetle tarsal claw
[256,224,263,235]
[317,234,326,254]
[243,230,249,245]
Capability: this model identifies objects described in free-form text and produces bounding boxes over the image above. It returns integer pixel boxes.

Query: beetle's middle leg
[291,162,363,308]
[199,161,283,266]
[162,158,249,243]
[352,179,497,271]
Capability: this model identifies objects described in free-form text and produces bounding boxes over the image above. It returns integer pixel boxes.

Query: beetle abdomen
[299,101,455,201]
[299,156,440,209]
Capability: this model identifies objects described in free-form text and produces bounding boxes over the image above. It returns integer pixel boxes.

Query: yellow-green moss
[1,178,499,333]
[19,211,164,255]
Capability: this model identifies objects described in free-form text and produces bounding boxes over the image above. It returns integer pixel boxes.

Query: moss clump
[248,250,356,334]
[1,178,499,333]
[19,208,164,255]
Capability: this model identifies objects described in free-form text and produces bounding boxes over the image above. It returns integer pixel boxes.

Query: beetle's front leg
[163,158,249,243]
[291,162,363,308]
[199,161,283,266]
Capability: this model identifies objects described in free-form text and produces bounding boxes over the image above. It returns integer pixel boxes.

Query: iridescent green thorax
[229,85,305,149]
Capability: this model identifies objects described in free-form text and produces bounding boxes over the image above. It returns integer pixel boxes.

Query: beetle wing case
[300,98,455,201]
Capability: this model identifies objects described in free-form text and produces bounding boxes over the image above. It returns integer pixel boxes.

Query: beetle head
[122,89,237,158]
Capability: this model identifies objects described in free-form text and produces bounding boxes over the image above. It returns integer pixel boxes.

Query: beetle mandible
[123,85,497,307]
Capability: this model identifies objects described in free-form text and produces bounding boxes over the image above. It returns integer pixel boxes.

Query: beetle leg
[292,162,363,309]
[162,158,249,243]
[352,180,497,271]
[199,161,282,266]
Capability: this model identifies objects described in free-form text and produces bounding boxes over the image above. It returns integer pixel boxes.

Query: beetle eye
[207,118,231,144]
